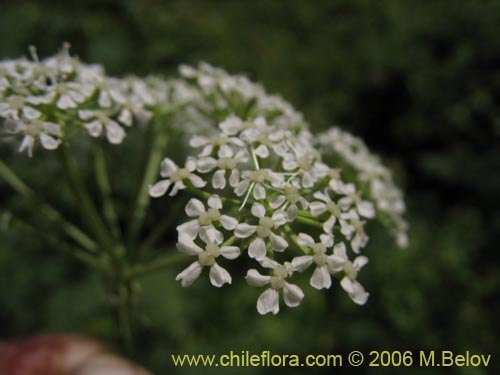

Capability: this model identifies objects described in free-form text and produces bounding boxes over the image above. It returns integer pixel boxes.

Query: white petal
[39,133,60,150]
[170,181,186,196]
[282,159,298,171]
[271,210,287,226]
[22,106,41,120]
[235,179,250,196]
[219,115,242,135]
[148,179,171,197]
[310,266,332,290]
[220,246,240,259]
[98,90,112,107]
[270,233,288,252]
[257,288,280,315]
[248,237,267,260]
[245,269,270,287]
[286,204,298,221]
[57,94,76,109]
[323,215,336,234]
[254,144,269,158]
[190,135,209,147]
[118,108,133,127]
[197,157,217,173]
[358,201,375,218]
[291,255,313,272]
[283,283,304,308]
[176,237,203,255]
[268,172,284,188]
[309,202,327,217]
[333,242,347,259]
[220,215,238,230]
[208,195,222,209]
[160,158,177,177]
[84,120,102,137]
[320,234,334,248]
[235,223,256,238]
[326,254,345,272]
[269,195,286,209]
[176,261,203,287]
[253,183,266,200]
[301,172,314,188]
[199,227,223,245]
[229,169,240,187]
[353,256,369,270]
[209,263,232,287]
[18,135,35,157]
[185,198,205,217]
[297,233,315,248]
[212,169,226,189]
[188,174,206,188]
[78,110,95,120]
[251,203,266,219]
[176,220,200,240]
[106,121,125,144]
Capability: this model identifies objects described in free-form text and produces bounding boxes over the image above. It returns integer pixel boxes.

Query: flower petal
[209,263,232,287]
[212,169,226,189]
[235,223,256,238]
[220,215,238,230]
[176,261,203,287]
[220,246,240,260]
[251,203,266,219]
[248,237,267,260]
[208,195,222,210]
[149,180,171,197]
[185,198,205,217]
[297,233,315,248]
[176,237,203,255]
[257,288,280,315]
[283,283,304,308]
[269,233,288,252]
[291,255,313,272]
[245,269,271,287]
[310,266,332,289]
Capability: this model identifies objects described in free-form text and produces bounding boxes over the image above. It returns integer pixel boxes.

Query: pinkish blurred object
[0,334,151,375]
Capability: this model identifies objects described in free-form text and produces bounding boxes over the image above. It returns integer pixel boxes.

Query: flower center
[298,157,312,171]
[327,201,341,217]
[344,260,358,280]
[9,96,25,109]
[284,185,300,204]
[249,170,268,184]
[198,251,215,266]
[171,168,190,182]
[217,157,237,169]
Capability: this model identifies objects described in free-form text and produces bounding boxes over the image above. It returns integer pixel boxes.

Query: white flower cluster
[150,110,393,314]
[317,128,409,248]
[1,47,408,314]
[0,45,179,156]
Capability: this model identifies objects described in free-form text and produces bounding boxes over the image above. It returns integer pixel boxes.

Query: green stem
[186,187,241,206]
[94,143,122,241]
[116,281,134,355]
[11,216,109,273]
[127,125,169,247]
[295,215,324,229]
[124,251,188,279]
[0,160,98,252]
[58,146,115,255]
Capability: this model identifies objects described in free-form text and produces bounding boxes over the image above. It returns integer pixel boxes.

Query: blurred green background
[1,1,499,374]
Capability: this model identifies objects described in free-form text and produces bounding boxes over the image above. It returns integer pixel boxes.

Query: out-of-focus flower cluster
[1,47,408,314]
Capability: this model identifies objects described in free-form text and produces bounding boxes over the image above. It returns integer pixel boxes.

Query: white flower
[309,189,351,234]
[196,145,248,189]
[176,195,238,240]
[235,168,284,201]
[78,110,126,144]
[5,118,61,157]
[149,157,206,197]
[0,95,42,121]
[282,141,329,188]
[190,132,244,157]
[234,203,288,260]
[53,81,93,110]
[269,180,309,221]
[245,258,304,315]
[176,228,240,287]
[332,242,369,305]
[338,183,375,219]
[340,209,369,253]
[291,233,344,289]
